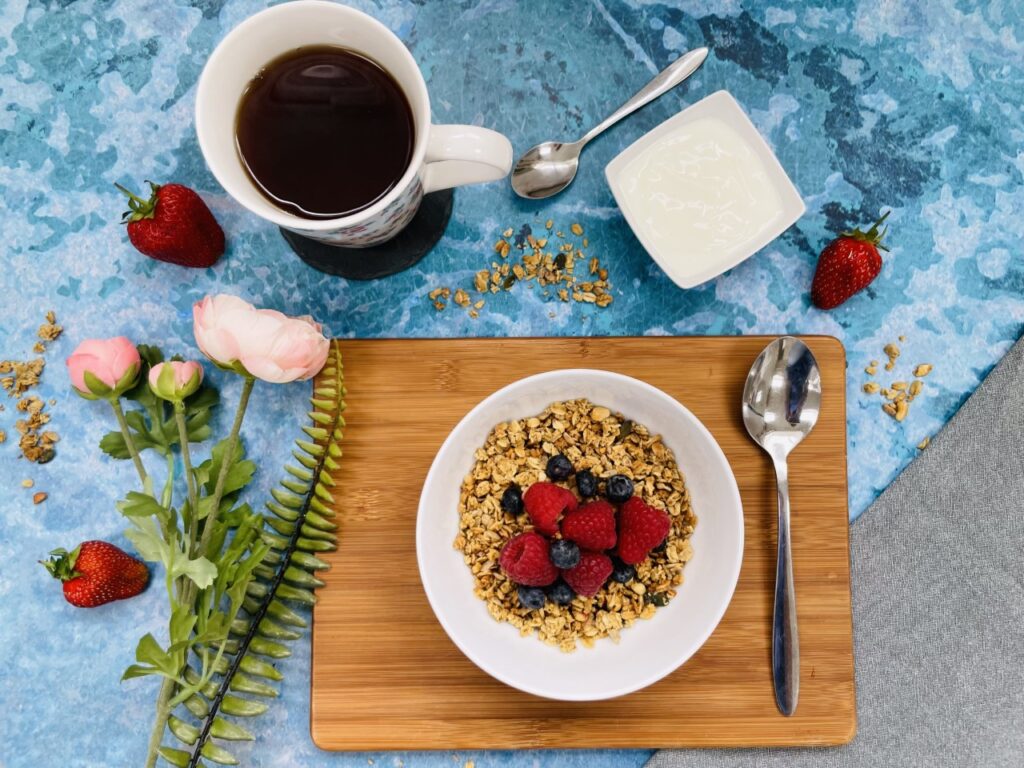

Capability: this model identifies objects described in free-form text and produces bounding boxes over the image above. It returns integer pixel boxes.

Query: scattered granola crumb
[898,335,906,342]
[883,342,900,371]
[863,382,881,394]
[913,363,933,377]
[864,365,877,376]
[570,222,584,236]
[464,762,475,768]
[908,380,923,399]
[0,430,4,444]
[22,478,34,488]
[33,491,47,505]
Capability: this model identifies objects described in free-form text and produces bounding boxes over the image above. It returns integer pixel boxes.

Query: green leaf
[219,695,268,717]
[167,715,200,745]
[171,555,217,590]
[125,517,167,564]
[121,663,158,681]
[198,439,256,496]
[134,633,177,676]
[118,491,169,520]
[209,718,255,741]
[157,746,191,767]
[201,741,238,765]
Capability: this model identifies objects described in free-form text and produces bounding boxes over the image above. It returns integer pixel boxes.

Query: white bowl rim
[415,368,744,700]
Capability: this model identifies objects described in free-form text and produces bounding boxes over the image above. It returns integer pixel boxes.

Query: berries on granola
[563,551,613,598]
[616,497,671,565]
[545,453,574,481]
[500,484,524,516]
[548,539,581,569]
[523,482,577,536]
[575,469,598,497]
[561,500,617,551]
[546,580,575,606]
[605,474,634,504]
[610,558,636,584]
[517,585,547,610]
[500,532,559,586]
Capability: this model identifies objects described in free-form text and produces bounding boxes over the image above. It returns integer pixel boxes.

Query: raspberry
[616,497,671,565]
[499,532,559,586]
[523,482,577,536]
[562,551,613,597]
[561,500,617,551]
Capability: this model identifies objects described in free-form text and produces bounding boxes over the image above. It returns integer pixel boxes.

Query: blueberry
[605,474,634,503]
[549,539,581,569]
[546,580,575,606]
[500,485,524,516]
[610,558,635,583]
[546,454,574,481]
[517,585,546,610]
[576,469,598,497]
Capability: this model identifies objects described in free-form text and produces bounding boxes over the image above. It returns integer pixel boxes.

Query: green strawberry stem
[41,546,81,581]
[110,399,149,486]
[841,210,891,252]
[115,181,160,222]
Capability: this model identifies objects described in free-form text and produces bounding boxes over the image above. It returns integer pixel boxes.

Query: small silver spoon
[510,47,709,199]
[742,336,821,717]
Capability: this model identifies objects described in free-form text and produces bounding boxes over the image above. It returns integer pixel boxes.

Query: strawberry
[616,497,671,565]
[42,540,149,608]
[811,211,890,309]
[499,532,559,586]
[561,500,617,551]
[117,181,225,268]
[523,482,577,536]
[562,551,613,598]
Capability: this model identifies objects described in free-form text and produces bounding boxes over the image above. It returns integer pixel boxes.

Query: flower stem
[198,376,255,557]
[174,403,201,556]
[110,398,148,486]
[143,676,175,768]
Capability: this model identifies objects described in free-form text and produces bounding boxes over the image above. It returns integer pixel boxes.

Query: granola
[453,398,696,651]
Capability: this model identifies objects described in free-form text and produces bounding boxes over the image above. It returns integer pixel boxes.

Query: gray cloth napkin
[648,336,1024,768]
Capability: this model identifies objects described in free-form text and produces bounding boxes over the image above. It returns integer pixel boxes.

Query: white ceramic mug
[196,0,513,247]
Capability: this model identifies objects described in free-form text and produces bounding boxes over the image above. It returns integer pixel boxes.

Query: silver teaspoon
[742,337,821,717]
[510,47,708,199]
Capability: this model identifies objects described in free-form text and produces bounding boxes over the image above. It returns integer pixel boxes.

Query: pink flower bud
[66,337,141,400]
[148,360,204,401]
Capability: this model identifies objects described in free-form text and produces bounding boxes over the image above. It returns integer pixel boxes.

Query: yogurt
[606,91,805,289]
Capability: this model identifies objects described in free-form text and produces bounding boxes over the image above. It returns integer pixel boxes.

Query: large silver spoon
[510,47,709,199]
[742,336,821,717]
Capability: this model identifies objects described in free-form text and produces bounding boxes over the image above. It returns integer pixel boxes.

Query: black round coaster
[280,188,455,280]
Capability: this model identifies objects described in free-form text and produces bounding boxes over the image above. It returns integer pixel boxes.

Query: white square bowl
[606,90,805,289]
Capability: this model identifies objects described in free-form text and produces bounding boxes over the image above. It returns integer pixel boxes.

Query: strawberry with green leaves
[117,181,225,268]
[43,540,149,608]
[811,211,891,310]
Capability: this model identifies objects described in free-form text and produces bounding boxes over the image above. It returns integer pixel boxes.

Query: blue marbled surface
[1,1,1022,766]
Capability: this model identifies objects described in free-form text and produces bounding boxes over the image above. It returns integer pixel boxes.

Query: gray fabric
[648,337,1024,768]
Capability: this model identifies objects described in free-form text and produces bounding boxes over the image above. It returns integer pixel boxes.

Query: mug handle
[421,125,513,194]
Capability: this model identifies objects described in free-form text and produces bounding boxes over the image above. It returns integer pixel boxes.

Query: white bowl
[416,369,744,701]
[606,90,805,289]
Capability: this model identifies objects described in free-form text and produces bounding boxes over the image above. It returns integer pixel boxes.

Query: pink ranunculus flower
[66,337,142,400]
[192,294,329,384]
[148,360,204,402]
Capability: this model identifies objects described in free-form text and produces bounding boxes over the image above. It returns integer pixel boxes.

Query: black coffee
[235,45,414,220]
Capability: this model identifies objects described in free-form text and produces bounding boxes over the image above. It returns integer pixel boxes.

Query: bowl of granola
[416,369,743,700]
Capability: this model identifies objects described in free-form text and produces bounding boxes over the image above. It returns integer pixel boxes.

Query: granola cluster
[454,399,696,651]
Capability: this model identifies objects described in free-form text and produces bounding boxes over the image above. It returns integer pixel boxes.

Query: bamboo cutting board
[310,337,854,749]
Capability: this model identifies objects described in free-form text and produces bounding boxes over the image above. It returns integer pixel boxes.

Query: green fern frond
[159,341,345,768]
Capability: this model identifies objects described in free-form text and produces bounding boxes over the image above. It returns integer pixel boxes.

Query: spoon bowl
[741,336,821,717]
[742,337,821,457]
[510,140,583,199]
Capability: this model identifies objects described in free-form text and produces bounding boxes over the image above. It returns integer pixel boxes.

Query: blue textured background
[2,1,1022,766]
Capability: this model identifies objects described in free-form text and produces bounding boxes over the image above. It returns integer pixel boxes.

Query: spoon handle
[772,456,799,716]
[578,47,708,146]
